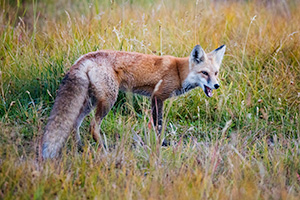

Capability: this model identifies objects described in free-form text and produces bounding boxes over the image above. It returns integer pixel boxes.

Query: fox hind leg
[88,67,119,145]
[90,98,117,144]
[73,95,97,148]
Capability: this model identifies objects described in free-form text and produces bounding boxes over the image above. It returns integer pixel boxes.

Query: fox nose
[214,84,220,89]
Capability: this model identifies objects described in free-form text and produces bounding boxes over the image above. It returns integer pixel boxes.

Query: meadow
[0,0,300,199]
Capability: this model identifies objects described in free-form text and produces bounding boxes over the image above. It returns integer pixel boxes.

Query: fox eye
[201,71,209,76]
[215,72,218,76]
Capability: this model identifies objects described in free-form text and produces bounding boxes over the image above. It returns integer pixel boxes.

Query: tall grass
[0,0,299,199]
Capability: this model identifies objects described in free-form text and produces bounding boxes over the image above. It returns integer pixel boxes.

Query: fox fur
[41,44,226,159]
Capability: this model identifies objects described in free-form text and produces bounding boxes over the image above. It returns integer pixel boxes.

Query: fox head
[183,44,226,97]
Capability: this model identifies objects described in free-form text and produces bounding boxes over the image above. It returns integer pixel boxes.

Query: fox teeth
[204,85,213,97]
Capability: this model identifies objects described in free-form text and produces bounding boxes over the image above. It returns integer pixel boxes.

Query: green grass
[0,0,300,199]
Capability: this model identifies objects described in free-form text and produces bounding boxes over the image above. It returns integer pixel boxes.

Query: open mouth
[204,85,213,97]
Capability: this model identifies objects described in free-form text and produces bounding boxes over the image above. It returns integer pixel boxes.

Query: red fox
[41,44,226,159]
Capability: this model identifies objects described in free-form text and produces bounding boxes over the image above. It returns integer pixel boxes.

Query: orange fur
[41,44,226,159]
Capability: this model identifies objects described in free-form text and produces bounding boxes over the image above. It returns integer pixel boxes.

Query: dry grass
[0,0,300,199]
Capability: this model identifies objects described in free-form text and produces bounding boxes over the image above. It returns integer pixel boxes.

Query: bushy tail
[41,71,89,159]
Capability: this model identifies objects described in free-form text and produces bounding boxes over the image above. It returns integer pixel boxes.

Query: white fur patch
[153,79,163,94]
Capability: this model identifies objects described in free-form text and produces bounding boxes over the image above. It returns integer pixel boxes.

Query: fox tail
[41,71,89,159]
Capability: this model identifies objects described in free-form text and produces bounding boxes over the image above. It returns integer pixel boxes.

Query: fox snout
[214,84,220,89]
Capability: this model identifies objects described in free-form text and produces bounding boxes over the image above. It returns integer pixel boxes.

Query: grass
[0,0,300,199]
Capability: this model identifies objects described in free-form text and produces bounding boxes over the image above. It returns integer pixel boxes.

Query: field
[0,0,300,199]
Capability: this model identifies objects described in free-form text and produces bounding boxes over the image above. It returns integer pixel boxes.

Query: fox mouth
[204,85,213,97]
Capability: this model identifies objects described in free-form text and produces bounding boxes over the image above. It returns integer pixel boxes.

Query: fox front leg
[151,97,163,134]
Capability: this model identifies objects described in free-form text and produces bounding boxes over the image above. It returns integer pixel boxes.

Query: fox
[41,44,226,159]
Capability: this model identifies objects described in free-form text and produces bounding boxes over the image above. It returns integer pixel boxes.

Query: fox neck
[176,57,190,84]
[175,57,195,94]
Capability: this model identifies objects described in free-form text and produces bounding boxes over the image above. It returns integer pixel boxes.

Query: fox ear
[190,45,205,64]
[212,45,226,66]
